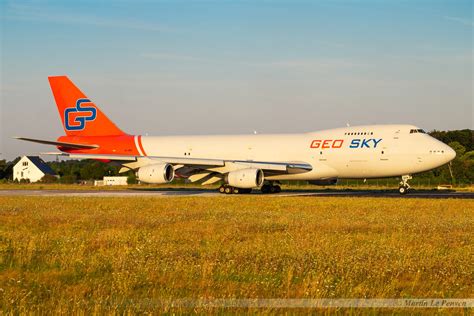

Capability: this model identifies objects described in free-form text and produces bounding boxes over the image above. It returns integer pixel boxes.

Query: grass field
[1,182,473,192]
[0,196,472,313]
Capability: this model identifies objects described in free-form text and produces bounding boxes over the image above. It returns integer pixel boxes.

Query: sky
[0,0,472,160]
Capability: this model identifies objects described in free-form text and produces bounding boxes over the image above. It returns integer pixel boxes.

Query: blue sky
[1,0,472,159]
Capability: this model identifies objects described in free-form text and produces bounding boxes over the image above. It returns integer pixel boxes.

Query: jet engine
[137,163,175,184]
[226,168,264,188]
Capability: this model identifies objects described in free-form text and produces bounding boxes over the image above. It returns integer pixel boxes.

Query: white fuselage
[139,124,455,181]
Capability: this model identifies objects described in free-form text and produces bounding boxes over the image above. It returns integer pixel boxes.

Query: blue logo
[64,98,97,131]
[349,138,382,148]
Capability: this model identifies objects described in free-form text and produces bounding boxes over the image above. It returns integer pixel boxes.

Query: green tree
[59,174,77,184]
[421,130,474,185]
[79,160,119,180]
[127,172,138,184]
[448,141,466,157]
[1,157,21,181]
[0,160,7,179]
[40,174,59,183]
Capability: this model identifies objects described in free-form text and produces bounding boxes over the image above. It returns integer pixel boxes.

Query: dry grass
[0,183,219,191]
[1,182,473,192]
[0,196,472,313]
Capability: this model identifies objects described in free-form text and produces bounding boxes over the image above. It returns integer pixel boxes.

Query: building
[95,176,128,186]
[13,156,57,183]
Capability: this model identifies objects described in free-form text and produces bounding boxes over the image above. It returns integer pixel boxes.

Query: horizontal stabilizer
[15,137,99,149]
[42,152,137,161]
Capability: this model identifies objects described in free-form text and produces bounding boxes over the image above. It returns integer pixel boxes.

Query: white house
[13,156,57,183]
[95,176,128,186]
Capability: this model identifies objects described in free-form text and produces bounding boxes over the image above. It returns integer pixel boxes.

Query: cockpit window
[410,129,426,134]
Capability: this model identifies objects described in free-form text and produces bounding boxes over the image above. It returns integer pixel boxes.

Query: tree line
[0,158,133,184]
[0,129,472,185]
[418,129,473,185]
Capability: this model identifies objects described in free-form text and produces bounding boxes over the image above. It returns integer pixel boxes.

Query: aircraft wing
[42,152,312,180]
[43,152,224,165]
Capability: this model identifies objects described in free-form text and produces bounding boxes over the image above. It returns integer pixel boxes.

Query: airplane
[16,76,456,195]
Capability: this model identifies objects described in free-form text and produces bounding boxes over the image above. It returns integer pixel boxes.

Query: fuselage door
[380,130,402,161]
[318,149,327,162]
[380,146,389,161]
[393,129,401,140]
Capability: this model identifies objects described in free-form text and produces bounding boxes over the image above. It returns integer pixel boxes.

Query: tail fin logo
[64,98,97,131]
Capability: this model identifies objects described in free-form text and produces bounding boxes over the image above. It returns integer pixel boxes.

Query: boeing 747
[16,76,456,194]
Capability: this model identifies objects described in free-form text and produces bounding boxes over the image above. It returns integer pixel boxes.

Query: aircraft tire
[261,184,271,194]
[398,186,409,195]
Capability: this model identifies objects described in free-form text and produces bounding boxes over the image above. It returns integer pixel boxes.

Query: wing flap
[43,152,225,165]
[229,161,312,173]
[188,173,211,182]
[202,176,222,185]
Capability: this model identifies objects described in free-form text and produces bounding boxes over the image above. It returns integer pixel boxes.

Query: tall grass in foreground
[0,196,472,313]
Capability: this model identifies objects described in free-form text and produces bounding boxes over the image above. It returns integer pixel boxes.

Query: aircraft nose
[429,138,456,165]
[445,145,456,162]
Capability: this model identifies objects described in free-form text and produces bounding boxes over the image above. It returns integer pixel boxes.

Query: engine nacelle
[137,163,174,184]
[226,168,264,189]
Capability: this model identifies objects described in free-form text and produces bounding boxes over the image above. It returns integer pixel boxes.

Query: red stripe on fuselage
[137,135,147,156]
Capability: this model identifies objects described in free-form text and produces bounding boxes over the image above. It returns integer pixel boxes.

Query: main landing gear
[261,182,281,194]
[399,175,412,195]
[218,182,282,195]
[218,185,252,194]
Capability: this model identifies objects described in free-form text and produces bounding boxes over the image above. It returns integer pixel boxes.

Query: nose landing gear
[399,175,412,195]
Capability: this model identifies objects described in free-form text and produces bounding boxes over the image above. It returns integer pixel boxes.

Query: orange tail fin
[48,76,126,136]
